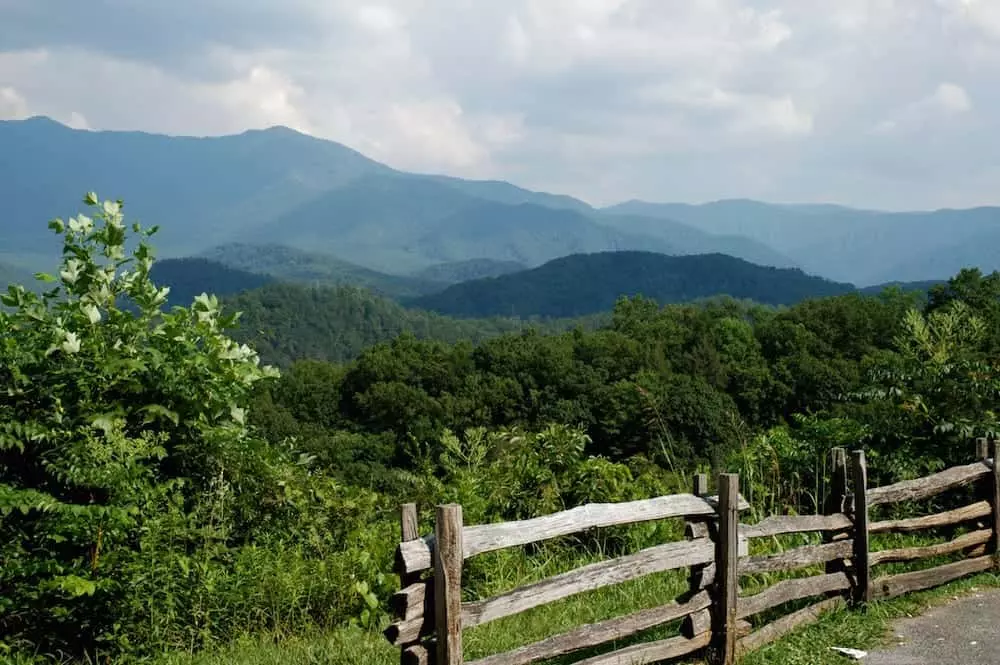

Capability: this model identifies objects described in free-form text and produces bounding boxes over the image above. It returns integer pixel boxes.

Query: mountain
[0,117,803,278]
[0,262,33,290]
[407,251,855,318]
[0,117,390,261]
[199,243,444,298]
[148,258,276,308]
[595,212,798,269]
[603,199,1000,286]
[222,282,603,367]
[411,258,527,284]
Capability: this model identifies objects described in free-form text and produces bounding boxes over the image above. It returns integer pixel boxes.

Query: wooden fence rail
[385,438,999,665]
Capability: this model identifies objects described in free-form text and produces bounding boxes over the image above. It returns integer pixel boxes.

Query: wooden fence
[383,439,1000,665]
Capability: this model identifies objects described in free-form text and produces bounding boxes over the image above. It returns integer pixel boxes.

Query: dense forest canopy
[2,193,999,664]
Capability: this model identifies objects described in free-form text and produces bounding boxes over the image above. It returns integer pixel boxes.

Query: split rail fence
[383,439,1000,665]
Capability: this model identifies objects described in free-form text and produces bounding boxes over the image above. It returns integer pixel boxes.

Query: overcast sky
[1,0,999,209]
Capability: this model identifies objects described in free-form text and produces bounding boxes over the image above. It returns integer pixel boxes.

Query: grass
[741,571,1000,665]
[151,571,1000,665]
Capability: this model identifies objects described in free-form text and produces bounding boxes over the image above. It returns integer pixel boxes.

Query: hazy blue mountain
[148,258,276,308]
[603,199,1000,285]
[199,243,445,298]
[0,117,804,279]
[407,251,855,318]
[412,258,528,284]
[0,117,390,263]
[0,262,34,290]
[858,280,944,296]
[596,212,798,269]
[422,174,592,212]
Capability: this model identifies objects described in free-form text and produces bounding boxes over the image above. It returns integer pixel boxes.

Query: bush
[0,194,392,660]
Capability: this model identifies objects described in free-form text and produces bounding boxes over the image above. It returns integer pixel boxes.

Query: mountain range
[1,116,997,288]
[406,251,857,318]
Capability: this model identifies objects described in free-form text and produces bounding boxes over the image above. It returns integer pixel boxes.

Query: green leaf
[140,404,180,427]
[52,575,97,597]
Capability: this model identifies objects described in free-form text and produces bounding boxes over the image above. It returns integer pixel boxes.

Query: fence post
[710,473,740,665]
[976,437,989,462]
[435,504,464,665]
[987,440,1000,570]
[824,448,848,575]
[850,450,871,605]
[683,473,711,638]
[397,504,424,664]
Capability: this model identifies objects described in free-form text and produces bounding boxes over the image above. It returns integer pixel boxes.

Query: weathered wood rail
[385,438,999,665]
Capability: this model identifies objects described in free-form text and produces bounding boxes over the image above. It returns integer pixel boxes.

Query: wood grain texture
[398,502,425,661]
[851,450,871,605]
[871,555,993,600]
[682,608,712,639]
[401,644,430,665]
[869,501,991,534]
[989,441,1000,567]
[713,474,740,665]
[870,529,991,566]
[435,505,464,665]
[462,494,749,561]
[573,631,711,665]
[384,615,432,646]
[465,591,711,665]
[461,538,714,628]
[740,514,852,539]
[397,493,749,575]
[737,597,844,655]
[737,572,850,620]
[392,581,430,621]
[867,461,989,506]
[739,539,853,576]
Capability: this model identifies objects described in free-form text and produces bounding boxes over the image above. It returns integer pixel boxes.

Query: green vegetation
[2,192,999,664]
[148,258,276,307]
[199,243,446,298]
[407,251,855,318]
[410,257,528,284]
[222,282,605,367]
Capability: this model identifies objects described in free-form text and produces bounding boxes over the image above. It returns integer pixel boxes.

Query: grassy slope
[150,572,1000,665]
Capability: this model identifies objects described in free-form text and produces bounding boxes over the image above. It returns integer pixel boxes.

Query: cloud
[0,1,999,209]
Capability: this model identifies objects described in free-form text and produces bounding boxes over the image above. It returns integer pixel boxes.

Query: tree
[0,193,283,655]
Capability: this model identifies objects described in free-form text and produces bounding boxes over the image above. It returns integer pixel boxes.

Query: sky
[1,0,999,209]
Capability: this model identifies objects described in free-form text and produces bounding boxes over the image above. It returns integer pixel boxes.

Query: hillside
[223,282,603,367]
[411,258,527,284]
[0,261,31,289]
[147,258,276,308]
[199,243,444,298]
[407,251,855,318]
[0,118,810,277]
[604,199,1000,285]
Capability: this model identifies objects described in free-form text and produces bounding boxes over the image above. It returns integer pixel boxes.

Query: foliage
[407,251,856,318]
[0,195,390,660]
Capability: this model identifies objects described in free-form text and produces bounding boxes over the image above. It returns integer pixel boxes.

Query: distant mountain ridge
[2,117,998,287]
[0,117,804,280]
[604,199,1000,286]
[198,243,444,298]
[407,251,856,318]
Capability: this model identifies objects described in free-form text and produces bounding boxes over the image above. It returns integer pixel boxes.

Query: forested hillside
[148,258,275,307]
[198,243,444,298]
[409,251,855,317]
[223,282,603,366]
[410,257,528,283]
[3,194,999,665]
